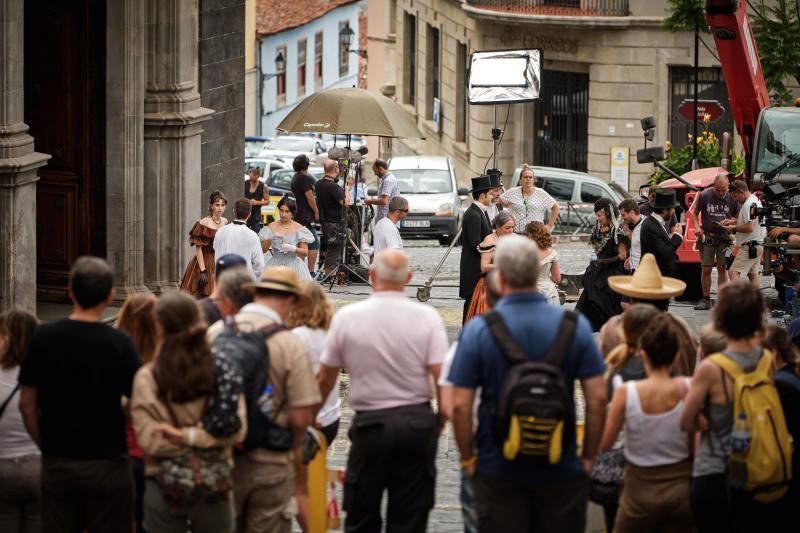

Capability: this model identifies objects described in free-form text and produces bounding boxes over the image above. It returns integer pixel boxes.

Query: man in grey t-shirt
[689,173,739,310]
[366,159,400,222]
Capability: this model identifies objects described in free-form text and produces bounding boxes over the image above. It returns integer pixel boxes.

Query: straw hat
[608,254,686,299]
[244,266,309,305]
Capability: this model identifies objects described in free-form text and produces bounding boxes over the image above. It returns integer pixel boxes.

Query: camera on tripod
[750,181,800,227]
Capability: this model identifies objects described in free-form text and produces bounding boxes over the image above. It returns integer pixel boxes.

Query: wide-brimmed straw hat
[244,266,309,305]
[608,254,686,300]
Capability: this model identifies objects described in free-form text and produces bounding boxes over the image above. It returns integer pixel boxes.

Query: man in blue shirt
[449,235,607,533]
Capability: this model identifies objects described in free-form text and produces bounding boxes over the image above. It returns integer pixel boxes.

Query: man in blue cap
[198,253,248,324]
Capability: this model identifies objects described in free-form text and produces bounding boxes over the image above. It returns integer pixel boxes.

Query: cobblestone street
[315,238,781,532]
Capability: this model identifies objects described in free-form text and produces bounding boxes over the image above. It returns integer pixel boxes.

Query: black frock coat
[640,215,682,276]
[459,203,492,299]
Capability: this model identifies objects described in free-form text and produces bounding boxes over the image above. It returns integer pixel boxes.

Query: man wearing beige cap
[207,266,320,533]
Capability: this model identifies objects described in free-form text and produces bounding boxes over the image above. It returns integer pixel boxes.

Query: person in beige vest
[207,266,321,533]
[131,291,247,533]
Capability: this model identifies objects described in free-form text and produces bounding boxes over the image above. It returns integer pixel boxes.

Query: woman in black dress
[244,166,269,233]
[576,198,629,332]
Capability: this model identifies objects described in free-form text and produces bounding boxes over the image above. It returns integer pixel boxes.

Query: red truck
[638,0,800,299]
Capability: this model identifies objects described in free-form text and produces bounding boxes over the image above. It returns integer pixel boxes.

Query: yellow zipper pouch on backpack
[709,351,793,503]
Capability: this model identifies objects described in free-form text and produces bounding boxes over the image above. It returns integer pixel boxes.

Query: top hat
[651,188,680,210]
[488,173,503,189]
[244,266,310,305]
[470,175,493,193]
[608,254,686,300]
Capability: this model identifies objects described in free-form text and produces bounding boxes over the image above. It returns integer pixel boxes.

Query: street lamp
[262,52,286,81]
[339,23,367,59]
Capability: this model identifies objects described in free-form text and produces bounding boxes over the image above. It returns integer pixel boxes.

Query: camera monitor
[468,49,542,105]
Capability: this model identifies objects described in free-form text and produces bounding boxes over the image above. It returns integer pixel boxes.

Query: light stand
[317,135,371,288]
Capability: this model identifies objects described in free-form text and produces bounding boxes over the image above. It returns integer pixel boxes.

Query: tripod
[317,155,372,288]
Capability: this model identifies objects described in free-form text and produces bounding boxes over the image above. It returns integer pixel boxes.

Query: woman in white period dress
[259,196,314,280]
[526,221,562,305]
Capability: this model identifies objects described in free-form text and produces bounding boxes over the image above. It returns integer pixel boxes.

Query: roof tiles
[257,0,360,37]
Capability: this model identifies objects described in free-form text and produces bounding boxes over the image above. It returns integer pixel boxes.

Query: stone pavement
[313,238,781,532]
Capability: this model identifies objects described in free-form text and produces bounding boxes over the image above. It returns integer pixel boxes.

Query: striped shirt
[212,221,265,278]
[376,172,400,221]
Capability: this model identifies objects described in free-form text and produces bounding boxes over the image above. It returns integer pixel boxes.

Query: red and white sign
[677,99,726,122]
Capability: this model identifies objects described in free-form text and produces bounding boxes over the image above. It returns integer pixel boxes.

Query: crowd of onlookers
[0,219,798,532]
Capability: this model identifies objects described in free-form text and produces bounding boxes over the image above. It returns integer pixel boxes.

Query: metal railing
[464,0,629,16]
[552,202,595,235]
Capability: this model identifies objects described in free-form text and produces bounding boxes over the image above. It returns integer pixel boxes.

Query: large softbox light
[468,49,542,105]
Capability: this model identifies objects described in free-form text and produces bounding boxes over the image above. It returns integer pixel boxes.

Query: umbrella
[276,87,425,139]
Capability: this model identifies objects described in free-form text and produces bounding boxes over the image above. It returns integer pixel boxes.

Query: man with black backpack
[207,266,320,533]
[449,235,607,533]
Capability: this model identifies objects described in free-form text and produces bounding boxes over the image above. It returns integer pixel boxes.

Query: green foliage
[751,0,800,105]
[650,124,745,185]
[663,0,706,33]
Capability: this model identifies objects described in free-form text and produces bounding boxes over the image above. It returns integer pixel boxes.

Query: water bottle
[729,412,751,489]
[590,251,598,264]
[257,385,275,417]
[785,286,795,318]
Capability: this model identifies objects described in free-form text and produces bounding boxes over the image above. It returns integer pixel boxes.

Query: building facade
[255,0,366,136]
[387,0,734,191]
[0,0,245,312]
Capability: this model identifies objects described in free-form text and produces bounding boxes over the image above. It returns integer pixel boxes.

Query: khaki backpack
[709,351,793,503]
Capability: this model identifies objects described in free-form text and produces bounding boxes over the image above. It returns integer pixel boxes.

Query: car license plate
[403,220,430,228]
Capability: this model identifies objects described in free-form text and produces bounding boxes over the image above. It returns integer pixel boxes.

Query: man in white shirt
[213,198,265,278]
[318,249,448,532]
[372,196,408,256]
[723,180,766,285]
[619,198,646,272]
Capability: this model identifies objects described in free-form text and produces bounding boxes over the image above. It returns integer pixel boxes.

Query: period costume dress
[537,250,560,305]
[459,176,493,323]
[259,225,315,280]
[576,199,627,332]
[179,221,218,297]
[464,236,497,321]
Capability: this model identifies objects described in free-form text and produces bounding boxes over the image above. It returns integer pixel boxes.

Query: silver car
[385,156,469,245]
[509,166,630,232]
[258,135,328,166]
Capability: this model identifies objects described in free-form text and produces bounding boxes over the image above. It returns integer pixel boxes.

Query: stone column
[0,0,51,313]
[107,0,149,301]
[143,0,213,293]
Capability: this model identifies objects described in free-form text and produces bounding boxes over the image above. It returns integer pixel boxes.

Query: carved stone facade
[392,0,721,191]
[0,0,244,312]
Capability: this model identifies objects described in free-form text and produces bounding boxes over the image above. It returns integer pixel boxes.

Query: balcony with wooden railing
[463,0,630,17]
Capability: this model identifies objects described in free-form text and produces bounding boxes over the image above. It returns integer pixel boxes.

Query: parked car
[322,133,364,150]
[244,157,291,183]
[260,167,324,223]
[245,135,271,158]
[258,135,328,166]
[382,156,469,245]
[509,166,631,232]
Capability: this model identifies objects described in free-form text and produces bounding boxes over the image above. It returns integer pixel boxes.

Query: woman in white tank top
[600,315,696,533]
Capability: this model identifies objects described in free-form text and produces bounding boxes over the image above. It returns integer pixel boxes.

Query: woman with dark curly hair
[131,292,246,533]
[576,198,629,331]
[525,221,561,305]
[259,196,315,280]
[180,191,228,297]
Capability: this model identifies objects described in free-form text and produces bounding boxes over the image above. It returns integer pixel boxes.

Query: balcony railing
[464,0,629,17]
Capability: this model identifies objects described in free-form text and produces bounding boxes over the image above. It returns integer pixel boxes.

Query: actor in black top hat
[459,176,494,324]
[486,172,504,224]
[641,188,683,277]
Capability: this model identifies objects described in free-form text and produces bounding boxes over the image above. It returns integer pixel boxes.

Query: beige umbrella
[276,87,425,139]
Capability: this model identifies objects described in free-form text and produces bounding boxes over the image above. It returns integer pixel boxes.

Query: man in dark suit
[460,175,494,323]
[641,188,683,277]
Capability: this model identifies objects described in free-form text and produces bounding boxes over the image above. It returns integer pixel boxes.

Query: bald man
[690,172,740,310]
[318,249,448,531]
[316,159,352,278]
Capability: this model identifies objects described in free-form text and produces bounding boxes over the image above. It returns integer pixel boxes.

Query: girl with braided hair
[576,198,629,331]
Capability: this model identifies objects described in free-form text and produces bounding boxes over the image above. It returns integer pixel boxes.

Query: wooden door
[25,0,106,301]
